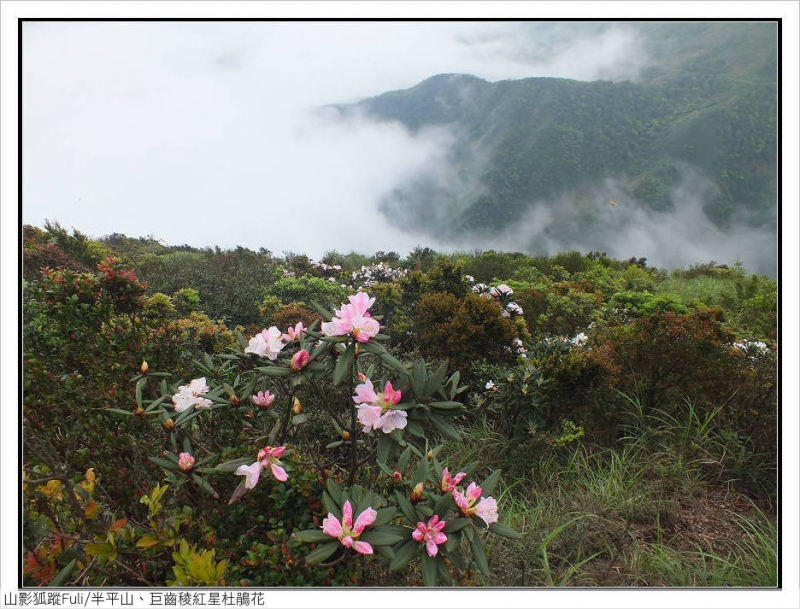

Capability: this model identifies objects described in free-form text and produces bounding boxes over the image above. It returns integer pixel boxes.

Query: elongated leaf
[405,420,425,438]
[135,377,147,408]
[443,518,472,533]
[374,544,395,560]
[441,545,467,569]
[395,491,418,524]
[325,440,344,449]
[191,474,219,499]
[412,456,429,487]
[388,539,418,571]
[228,479,249,505]
[215,457,253,472]
[332,343,356,386]
[48,558,77,587]
[445,370,461,400]
[480,469,502,497]
[294,529,334,543]
[436,559,454,585]
[105,408,134,417]
[136,535,162,550]
[488,522,523,539]
[470,534,489,576]
[428,413,461,441]
[424,360,450,397]
[255,366,291,378]
[359,527,407,547]
[428,401,464,411]
[305,541,340,566]
[149,456,179,470]
[411,360,427,398]
[397,446,412,473]
[376,433,393,464]
[420,552,438,587]
[433,492,455,518]
[373,507,397,527]
[326,479,343,506]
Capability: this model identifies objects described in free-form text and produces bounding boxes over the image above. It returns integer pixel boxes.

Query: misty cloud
[462,165,776,276]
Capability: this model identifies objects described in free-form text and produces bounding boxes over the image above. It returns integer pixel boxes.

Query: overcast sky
[22,20,660,259]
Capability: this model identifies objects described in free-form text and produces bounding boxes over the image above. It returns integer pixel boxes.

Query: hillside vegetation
[336,22,776,263]
[22,223,777,587]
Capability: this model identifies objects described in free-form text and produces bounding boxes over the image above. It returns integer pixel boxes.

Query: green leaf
[191,474,219,499]
[388,539,419,571]
[105,408,134,417]
[359,526,407,546]
[428,413,461,441]
[332,343,356,386]
[470,534,489,576]
[395,491,418,524]
[373,507,397,527]
[227,480,249,505]
[255,366,291,378]
[294,529,333,544]
[428,401,464,411]
[305,541,341,566]
[445,371,461,400]
[326,478,343,506]
[424,360,450,397]
[412,456,429,487]
[214,457,253,472]
[443,518,472,533]
[411,360,427,398]
[48,558,77,587]
[135,377,147,408]
[480,469,502,497]
[376,433,393,464]
[420,552,438,587]
[397,446,412,473]
[433,492,455,518]
[292,413,308,426]
[149,456,179,470]
[489,522,523,539]
[325,440,344,449]
[405,420,425,438]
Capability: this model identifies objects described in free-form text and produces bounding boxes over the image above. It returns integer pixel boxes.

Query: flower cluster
[733,339,771,358]
[252,390,276,409]
[349,262,407,289]
[413,515,447,557]
[245,326,285,360]
[321,292,380,343]
[234,446,288,488]
[471,282,524,318]
[172,378,212,413]
[178,452,195,472]
[352,376,407,434]
[321,500,376,555]
[453,481,498,526]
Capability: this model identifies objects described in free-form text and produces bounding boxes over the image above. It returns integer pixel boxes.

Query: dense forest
[22,221,777,587]
[332,22,777,269]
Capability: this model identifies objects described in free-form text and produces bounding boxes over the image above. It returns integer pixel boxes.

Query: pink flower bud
[290,349,310,372]
[178,452,195,472]
[393,471,402,484]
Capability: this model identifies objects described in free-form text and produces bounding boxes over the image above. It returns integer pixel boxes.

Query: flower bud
[341,430,350,440]
[426,450,434,461]
[163,418,175,431]
[292,397,303,414]
[290,349,310,372]
[410,482,424,504]
[229,394,241,406]
[140,360,149,374]
[178,452,195,472]
[393,471,402,484]
[134,406,145,417]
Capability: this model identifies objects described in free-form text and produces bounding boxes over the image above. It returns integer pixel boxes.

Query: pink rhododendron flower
[172,378,212,413]
[290,349,310,372]
[453,481,499,525]
[258,446,288,482]
[178,452,195,472]
[282,322,306,341]
[352,378,406,434]
[234,461,262,489]
[412,515,448,557]
[234,446,288,488]
[321,500,376,555]
[321,292,380,343]
[356,404,384,433]
[252,390,276,408]
[245,327,285,360]
[440,467,467,493]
